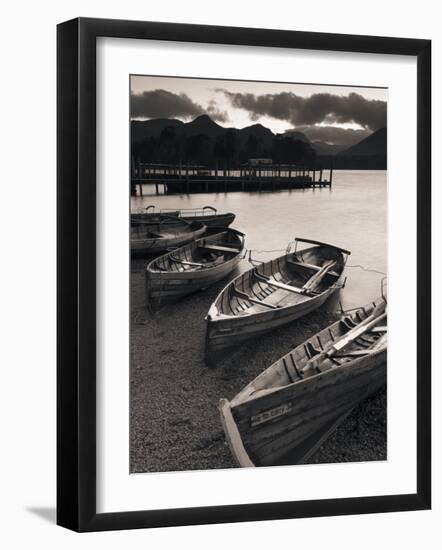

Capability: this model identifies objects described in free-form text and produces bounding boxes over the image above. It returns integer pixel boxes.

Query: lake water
[130,170,387,310]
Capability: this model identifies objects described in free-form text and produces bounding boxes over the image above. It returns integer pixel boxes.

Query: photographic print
[129,75,387,473]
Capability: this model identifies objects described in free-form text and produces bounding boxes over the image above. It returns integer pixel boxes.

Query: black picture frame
[57,17,431,532]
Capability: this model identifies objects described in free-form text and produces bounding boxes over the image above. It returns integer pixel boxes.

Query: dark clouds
[131,89,228,123]
[220,90,386,131]
[206,99,229,123]
[288,125,371,147]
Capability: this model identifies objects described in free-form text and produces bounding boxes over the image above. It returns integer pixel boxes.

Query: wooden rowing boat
[130,216,206,257]
[219,297,387,467]
[205,238,351,363]
[145,228,245,312]
[132,205,235,229]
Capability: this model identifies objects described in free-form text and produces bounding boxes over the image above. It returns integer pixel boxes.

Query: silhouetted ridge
[131,115,387,169]
[340,127,387,157]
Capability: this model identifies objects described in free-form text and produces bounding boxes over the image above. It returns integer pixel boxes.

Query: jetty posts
[130,158,333,196]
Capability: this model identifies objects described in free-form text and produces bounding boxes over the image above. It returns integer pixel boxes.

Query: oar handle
[302,307,387,374]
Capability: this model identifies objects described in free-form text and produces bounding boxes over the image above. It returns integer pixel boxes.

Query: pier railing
[130,161,333,196]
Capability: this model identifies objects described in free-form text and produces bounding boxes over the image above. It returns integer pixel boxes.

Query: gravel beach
[130,257,386,473]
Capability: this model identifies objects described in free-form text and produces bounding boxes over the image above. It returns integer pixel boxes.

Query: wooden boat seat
[287,258,339,278]
[233,286,280,309]
[255,271,318,296]
[199,244,240,254]
[170,254,224,269]
[170,255,205,268]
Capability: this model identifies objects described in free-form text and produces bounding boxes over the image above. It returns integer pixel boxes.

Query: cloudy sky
[130,75,387,146]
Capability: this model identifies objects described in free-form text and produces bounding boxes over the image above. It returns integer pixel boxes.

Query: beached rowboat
[205,238,351,363]
[130,216,206,257]
[219,297,387,467]
[132,205,235,229]
[146,228,245,312]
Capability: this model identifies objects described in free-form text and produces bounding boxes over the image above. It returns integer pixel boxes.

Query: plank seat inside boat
[170,253,225,269]
[233,286,281,309]
[233,284,310,313]
[170,255,206,268]
[287,258,340,278]
[199,244,240,254]
[255,271,318,296]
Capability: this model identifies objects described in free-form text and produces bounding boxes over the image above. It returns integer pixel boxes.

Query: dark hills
[340,127,387,157]
[185,114,226,138]
[131,118,184,143]
[237,123,275,149]
[132,115,270,144]
[131,115,386,169]
[324,127,387,169]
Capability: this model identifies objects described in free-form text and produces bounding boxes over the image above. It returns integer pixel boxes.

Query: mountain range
[131,114,275,147]
[131,115,386,168]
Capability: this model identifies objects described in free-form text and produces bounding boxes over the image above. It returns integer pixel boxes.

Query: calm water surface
[131,170,387,310]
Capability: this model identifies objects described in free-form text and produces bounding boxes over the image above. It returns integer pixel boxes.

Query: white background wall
[0,0,439,547]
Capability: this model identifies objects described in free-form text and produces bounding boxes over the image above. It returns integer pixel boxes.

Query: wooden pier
[130,161,333,196]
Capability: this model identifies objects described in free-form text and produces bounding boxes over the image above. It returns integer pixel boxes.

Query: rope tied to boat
[345,264,387,276]
[243,247,286,265]
[243,250,387,276]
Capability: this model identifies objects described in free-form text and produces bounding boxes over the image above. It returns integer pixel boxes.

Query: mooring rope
[242,248,286,265]
[247,248,286,254]
[241,248,387,317]
[346,264,387,276]
[242,248,387,277]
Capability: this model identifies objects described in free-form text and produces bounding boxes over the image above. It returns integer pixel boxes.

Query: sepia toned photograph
[129,75,387,473]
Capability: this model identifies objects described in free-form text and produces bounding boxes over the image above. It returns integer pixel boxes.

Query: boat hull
[222,351,386,467]
[205,240,349,363]
[131,225,206,257]
[146,229,245,311]
[219,298,387,466]
[132,212,235,229]
[146,256,242,311]
[205,284,339,362]
[192,212,235,228]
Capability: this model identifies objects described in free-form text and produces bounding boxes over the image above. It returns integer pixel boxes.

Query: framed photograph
[57,17,431,532]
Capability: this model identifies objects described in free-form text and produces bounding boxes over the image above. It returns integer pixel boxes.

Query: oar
[302,301,387,374]
[330,313,386,354]
[335,331,388,359]
[302,260,337,293]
